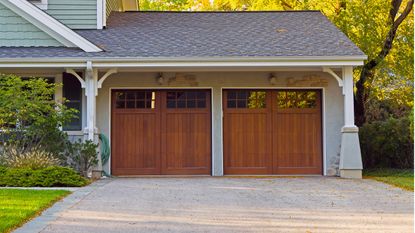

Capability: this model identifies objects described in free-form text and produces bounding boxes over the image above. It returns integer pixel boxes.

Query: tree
[354,0,413,126]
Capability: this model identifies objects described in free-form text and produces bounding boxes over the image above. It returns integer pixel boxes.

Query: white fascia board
[0,57,365,69]
[0,0,102,52]
[0,56,367,67]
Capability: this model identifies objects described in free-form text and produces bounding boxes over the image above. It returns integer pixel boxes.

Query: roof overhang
[0,0,102,52]
[0,56,367,69]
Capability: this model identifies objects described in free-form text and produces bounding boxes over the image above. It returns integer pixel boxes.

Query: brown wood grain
[111,90,211,176]
[223,89,322,175]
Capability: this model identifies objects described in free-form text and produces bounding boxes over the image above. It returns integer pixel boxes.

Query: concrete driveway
[16,177,413,233]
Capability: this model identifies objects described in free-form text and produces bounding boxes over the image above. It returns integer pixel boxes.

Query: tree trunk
[354,0,413,126]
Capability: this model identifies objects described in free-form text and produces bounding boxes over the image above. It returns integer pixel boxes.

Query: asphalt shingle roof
[0,11,365,59]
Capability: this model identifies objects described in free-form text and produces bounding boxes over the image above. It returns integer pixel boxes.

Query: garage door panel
[223,89,322,175]
[112,111,161,175]
[112,89,212,176]
[224,113,272,174]
[273,90,322,174]
[162,90,211,175]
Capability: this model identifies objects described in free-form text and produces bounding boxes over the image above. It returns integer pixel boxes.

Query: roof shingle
[0,11,365,59]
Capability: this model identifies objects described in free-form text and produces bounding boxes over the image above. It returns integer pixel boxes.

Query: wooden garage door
[223,89,322,175]
[111,90,211,176]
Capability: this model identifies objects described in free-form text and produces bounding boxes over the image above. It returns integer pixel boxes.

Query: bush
[0,145,60,169]
[360,115,414,169]
[0,166,89,187]
[64,140,98,177]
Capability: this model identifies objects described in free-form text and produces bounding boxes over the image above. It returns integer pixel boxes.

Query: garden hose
[99,133,111,177]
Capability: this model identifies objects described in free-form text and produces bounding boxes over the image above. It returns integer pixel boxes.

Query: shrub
[0,166,88,187]
[360,115,414,169]
[0,74,77,158]
[64,140,98,177]
[0,145,60,169]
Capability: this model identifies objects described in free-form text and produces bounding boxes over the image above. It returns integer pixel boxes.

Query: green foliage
[65,140,99,177]
[0,166,89,187]
[363,168,414,191]
[0,74,77,157]
[0,146,60,169]
[360,115,414,169]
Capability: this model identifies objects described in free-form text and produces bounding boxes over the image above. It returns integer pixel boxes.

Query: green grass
[0,189,70,233]
[363,169,414,191]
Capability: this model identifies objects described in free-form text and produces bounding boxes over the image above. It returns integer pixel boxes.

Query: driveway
[16,177,413,233]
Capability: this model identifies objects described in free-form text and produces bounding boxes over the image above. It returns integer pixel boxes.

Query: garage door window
[277,91,317,109]
[227,90,266,109]
[166,91,206,108]
[115,91,156,109]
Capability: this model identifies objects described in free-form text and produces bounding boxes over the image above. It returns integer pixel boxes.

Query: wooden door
[161,90,211,175]
[272,90,322,174]
[111,90,161,175]
[223,90,273,174]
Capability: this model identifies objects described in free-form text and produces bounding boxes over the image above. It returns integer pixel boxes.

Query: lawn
[0,189,70,233]
[363,169,414,191]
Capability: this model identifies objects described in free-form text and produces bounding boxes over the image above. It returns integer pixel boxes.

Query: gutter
[0,55,367,68]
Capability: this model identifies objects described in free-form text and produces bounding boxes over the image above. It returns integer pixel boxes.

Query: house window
[166,91,207,109]
[27,0,48,10]
[227,90,266,109]
[63,73,82,131]
[277,91,318,109]
[115,91,156,109]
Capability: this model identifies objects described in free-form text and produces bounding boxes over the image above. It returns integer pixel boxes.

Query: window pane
[227,90,266,109]
[63,72,82,131]
[227,100,236,108]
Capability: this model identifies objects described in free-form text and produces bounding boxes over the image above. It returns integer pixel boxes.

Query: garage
[223,89,322,175]
[111,89,211,175]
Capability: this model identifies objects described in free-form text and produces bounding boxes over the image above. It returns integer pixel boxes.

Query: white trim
[65,69,86,88]
[0,59,365,69]
[0,55,366,64]
[97,0,104,29]
[322,67,343,87]
[107,86,214,176]
[30,0,48,10]
[220,86,326,176]
[107,86,326,176]
[342,66,356,128]
[97,68,118,88]
[0,0,102,52]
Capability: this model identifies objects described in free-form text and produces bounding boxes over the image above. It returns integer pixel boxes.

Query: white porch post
[84,61,102,178]
[339,66,363,178]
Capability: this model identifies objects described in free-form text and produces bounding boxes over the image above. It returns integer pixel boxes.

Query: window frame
[28,0,48,10]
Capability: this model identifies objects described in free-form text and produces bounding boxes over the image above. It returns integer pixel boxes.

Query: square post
[339,66,363,178]
[84,62,102,178]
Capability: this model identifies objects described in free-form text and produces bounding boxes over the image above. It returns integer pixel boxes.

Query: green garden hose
[99,133,111,177]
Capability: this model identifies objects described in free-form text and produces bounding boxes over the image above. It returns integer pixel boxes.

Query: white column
[84,61,102,178]
[343,66,356,128]
[339,66,363,179]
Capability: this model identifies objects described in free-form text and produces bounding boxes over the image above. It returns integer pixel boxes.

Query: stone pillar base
[340,169,362,179]
[339,126,363,179]
[91,170,102,179]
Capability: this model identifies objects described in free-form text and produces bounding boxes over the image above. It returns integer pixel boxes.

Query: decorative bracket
[97,68,118,89]
[65,68,86,88]
[322,67,343,87]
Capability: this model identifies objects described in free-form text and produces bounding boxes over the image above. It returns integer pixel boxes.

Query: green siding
[0,3,62,47]
[106,0,122,18]
[46,0,97,29]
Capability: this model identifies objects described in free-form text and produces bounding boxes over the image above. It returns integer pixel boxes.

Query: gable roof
[0,0,101,52]
[0,11,365,60]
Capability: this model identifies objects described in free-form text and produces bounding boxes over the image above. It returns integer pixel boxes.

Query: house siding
[45,0,97,29]
[0,3,62,47]
[106,0,122,18]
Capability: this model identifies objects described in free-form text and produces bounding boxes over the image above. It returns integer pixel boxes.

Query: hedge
[360,115,414,169]
[0,166,89,187]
